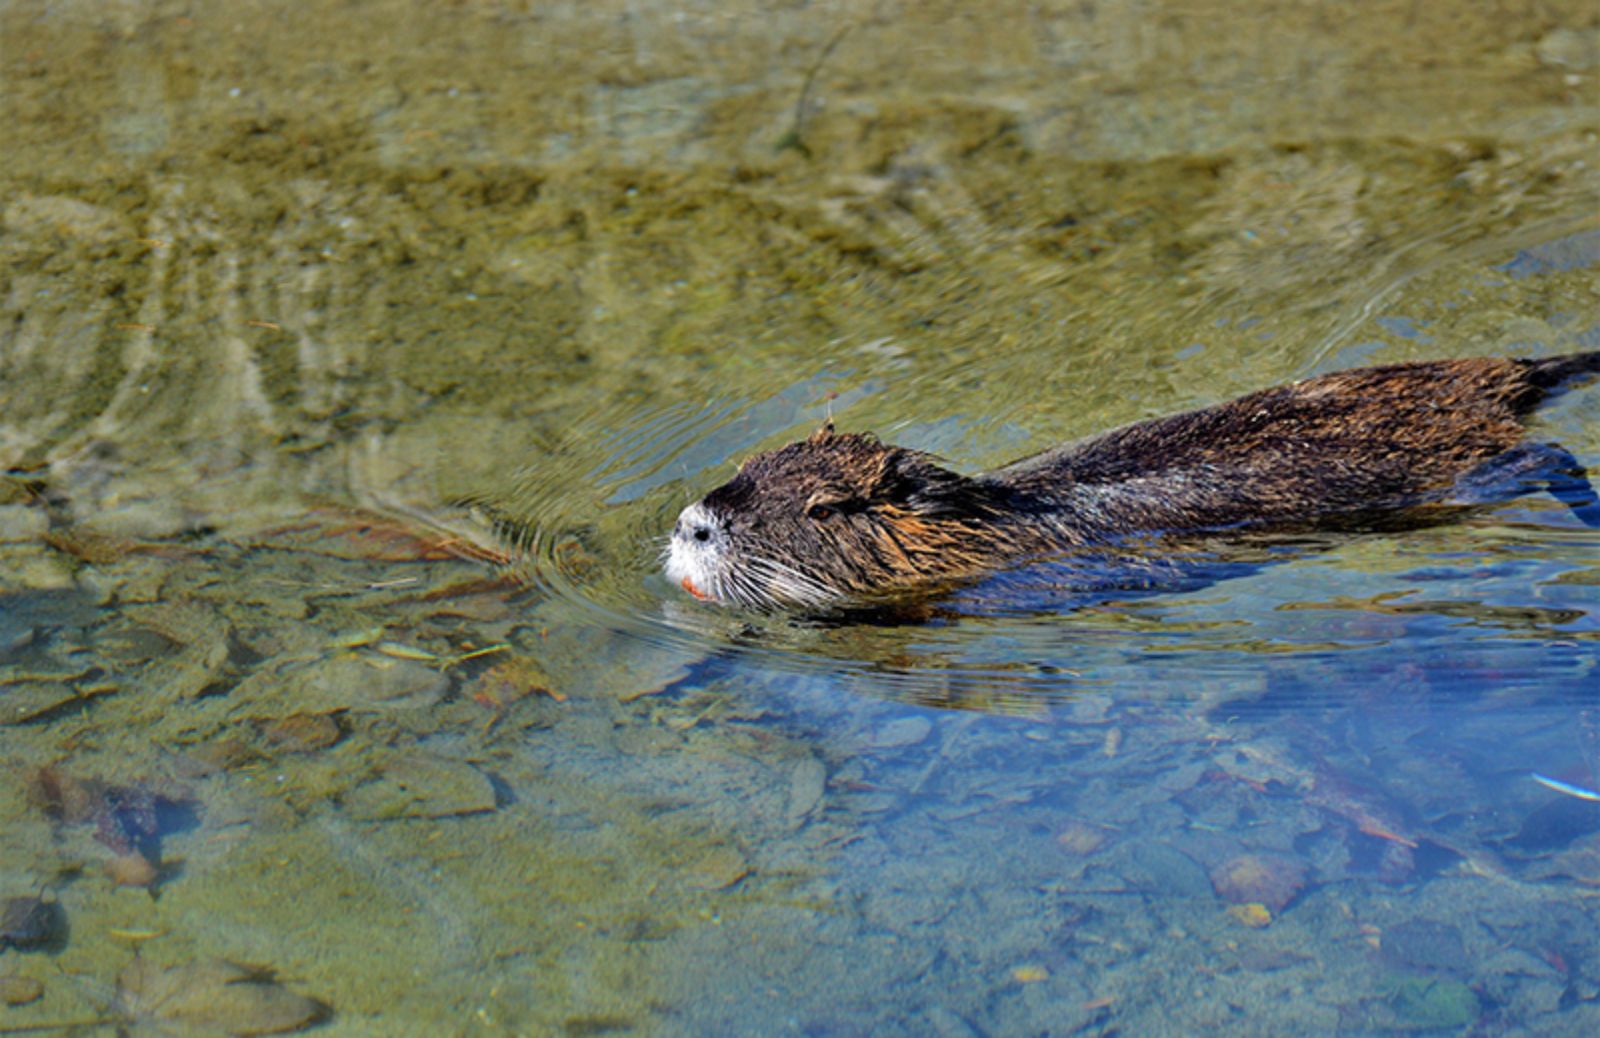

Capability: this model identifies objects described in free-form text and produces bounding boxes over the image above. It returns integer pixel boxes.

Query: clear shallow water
[2,2,1599,1035]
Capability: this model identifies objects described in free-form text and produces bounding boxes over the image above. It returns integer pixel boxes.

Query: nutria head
[665,424,1011,609]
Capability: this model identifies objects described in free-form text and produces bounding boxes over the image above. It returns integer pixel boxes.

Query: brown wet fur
[694,352,1600,603]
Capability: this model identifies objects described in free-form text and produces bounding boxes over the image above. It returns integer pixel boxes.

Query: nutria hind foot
[1452,442,1600,528]
[1525,349,1600,396]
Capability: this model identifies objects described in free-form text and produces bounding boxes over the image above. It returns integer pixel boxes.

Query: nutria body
[665,352,1600,609]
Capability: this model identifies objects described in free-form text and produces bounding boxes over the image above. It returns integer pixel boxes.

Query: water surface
[2,2,1598,1035]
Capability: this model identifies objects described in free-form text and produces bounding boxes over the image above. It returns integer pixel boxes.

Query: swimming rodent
[665,352,1600,609]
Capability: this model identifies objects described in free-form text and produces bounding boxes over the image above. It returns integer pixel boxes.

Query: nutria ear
[808,420,836,444]
[877,448,972,515]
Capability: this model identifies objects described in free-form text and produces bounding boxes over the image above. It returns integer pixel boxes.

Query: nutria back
[993,355,1587,534]
[666,352,1600,609]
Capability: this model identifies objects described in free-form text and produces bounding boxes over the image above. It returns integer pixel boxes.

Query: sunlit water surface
[2,3,1598,1035]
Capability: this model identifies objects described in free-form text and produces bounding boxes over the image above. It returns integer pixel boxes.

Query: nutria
[665,352,1600,609]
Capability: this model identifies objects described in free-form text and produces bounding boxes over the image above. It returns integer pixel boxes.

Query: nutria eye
[807,503,834,521]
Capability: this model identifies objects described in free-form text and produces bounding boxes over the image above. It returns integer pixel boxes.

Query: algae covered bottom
[2,1,1599,1034]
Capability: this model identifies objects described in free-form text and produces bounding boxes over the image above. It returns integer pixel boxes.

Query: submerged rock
[784,755,827,831]
[343,751,498,820]
[1209,853,1308,913]
[1109,840,1213,900]
[1385,975,1478,1030]
[1,896,62,951]
[871,716,933,748]
[116,957,329,1036]
[26,765,199,867]
[312,654,451,713]
[1380,918,1471,974]
[0,973,45,1005]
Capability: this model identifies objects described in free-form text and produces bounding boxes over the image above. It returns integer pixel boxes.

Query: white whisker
[744,554,837,608]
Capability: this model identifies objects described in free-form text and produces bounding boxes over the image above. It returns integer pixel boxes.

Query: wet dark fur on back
[992,354,1594,534]
[665,352,1600,609]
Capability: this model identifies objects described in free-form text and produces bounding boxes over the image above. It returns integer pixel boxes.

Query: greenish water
[2,2,1598,1035]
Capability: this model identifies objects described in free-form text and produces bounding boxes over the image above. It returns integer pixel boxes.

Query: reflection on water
[3,1,1599,1034]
